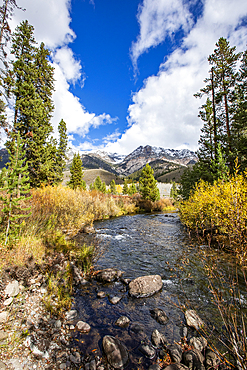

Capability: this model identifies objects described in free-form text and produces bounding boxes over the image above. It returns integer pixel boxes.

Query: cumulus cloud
[130,0,193,73]
[107,0,247,154]
[9,0,115,143]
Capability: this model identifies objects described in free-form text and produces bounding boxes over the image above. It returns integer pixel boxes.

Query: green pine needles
[139,164,160,202]
[0,132,31,245]
[68,153,86,190]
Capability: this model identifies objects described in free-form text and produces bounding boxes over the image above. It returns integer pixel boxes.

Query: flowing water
[72,212,247,368]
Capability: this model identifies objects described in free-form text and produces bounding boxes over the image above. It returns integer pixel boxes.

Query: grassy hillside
[63,169,124,186]
[157,166,192,183]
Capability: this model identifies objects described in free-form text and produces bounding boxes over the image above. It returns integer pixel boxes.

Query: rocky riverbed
[0,260,224,370]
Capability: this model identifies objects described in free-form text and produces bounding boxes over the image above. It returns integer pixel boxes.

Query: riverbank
[0,260,222,370]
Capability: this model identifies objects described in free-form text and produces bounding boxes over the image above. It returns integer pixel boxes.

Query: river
[72,212,247,369]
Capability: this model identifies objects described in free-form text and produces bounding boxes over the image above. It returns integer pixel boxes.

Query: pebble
[4,280,19,297]
[0,312,8,323]
[3,297,13,306]
[97,291,106,298]
[65,309,77,321]
[109,296,121,304]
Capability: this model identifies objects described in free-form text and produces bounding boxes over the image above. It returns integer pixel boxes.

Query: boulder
[129,275,163,298]
[151,329,167,348]
[185,310,204,330]
[183,349,205,370]
[83,225,96,234]
[150,308,169,325]
[102,335,129,369]
[95,268,123,283]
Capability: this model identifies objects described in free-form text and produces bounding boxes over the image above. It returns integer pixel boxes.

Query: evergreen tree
[68,153,84,190]
[0,132,31,245]
[128,182,137,195]
[122,179,129,195]
[139,164,160,202]
[5,20,55,187]
[55,119,68,183]
[110,179,117,194]
[94,176,102,191]
[101,181,106,193]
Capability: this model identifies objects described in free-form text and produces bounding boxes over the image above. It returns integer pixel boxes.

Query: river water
[72,212,247,368]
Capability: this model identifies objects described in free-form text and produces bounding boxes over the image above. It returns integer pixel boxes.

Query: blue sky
[10,0,247,154]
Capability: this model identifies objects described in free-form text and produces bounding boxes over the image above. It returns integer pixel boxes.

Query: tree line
[181,37,247,198]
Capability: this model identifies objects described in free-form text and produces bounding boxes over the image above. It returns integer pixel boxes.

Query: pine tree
[122,179,129,195]
[110,179,117,194]
[101,181,106,193]
[94,176,102,191]
[68,153,84,190]
[55,119,68,183]
[139,164,160,202]
[5,20,55,187]
[128,182,137,195]
[0,132,31,245]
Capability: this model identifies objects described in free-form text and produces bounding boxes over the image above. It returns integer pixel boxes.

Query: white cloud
[130,0,193,73]
[9,0,115,143]
[53,47,82,84]
[107,0,247,155]
[10,0,75,49]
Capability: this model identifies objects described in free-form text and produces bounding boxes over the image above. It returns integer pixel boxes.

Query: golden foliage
[179,170,247,264]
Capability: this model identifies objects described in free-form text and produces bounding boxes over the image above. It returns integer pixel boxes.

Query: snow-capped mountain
[76,145,197,176]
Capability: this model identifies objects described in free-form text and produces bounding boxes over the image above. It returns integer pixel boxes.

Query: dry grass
[63,169,124,186]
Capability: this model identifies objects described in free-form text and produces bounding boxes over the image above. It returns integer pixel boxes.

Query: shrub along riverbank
[0,185,175,270]
[179,169,247,266]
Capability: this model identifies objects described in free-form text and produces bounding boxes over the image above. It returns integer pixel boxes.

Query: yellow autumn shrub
[179,171,247,264]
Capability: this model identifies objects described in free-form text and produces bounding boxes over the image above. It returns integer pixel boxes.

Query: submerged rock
[109,296,122,305]
[115,316,130,328]
[76,321,91,333]
[150,308,169,325]
[151,329,167,347]
[139,343,156,359]
[102,335,129,369]
[95,268,123,283]
[128,275,163,298]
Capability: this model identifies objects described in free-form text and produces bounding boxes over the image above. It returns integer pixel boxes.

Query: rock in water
[150,308,169,325]
[139,343,156,359]
[95,268,123,283]
[151,329,167,347]
[102,335,129,369]
[115,316,130,328]
[128,275,163,298]
[185,310,204,330]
